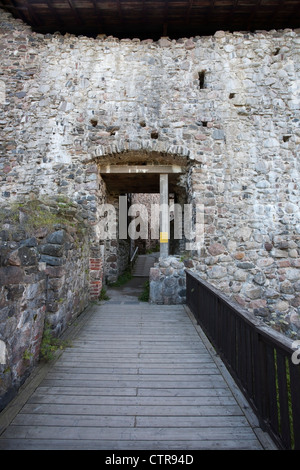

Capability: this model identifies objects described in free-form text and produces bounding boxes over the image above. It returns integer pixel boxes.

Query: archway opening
[95,150,190,286]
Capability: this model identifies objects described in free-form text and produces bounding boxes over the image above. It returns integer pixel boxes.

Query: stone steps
[132,254,159,277]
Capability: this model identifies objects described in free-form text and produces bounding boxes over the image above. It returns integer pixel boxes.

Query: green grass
[99,287,110,301]
[108,267,132,287]
[0,196,86,238]
[138,280,150,302]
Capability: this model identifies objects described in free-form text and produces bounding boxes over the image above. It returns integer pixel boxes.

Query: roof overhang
[1,0,299,39]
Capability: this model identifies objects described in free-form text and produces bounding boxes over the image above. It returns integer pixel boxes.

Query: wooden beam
[225,0,239,28]
[247,0,263,30]
[116,0,124,22]
[185,0,194,24]
[23,0,40,27]
[163,0,168,36]
[46,1,64,27]
[67,0,84,25]
[287,0,300,23]
[91,0,104,31]
[160,173,169,258]
[141,0,146,26]
[100,165,184,174]
[269,0,286,23]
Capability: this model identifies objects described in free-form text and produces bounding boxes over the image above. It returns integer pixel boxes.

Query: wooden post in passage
[160,174,169,258]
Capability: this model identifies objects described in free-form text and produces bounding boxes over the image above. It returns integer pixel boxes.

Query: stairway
[132,253,159,277]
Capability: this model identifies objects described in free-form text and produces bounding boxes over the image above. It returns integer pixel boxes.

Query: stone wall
[150,256,187,305]
[0,8,300,341]
[0,198,90,410]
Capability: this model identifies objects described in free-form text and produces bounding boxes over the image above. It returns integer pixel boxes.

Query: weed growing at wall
[99,287,110,301]
[40,322,71,362]
[108,267,132,287]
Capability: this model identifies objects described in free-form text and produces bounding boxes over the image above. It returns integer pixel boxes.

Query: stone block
[233,269,248,281]
[244,286,262,300]
[212,129,225,140]
[39,243,63,257]
[45,266,66,278]
[236,261,256,269]
[208,243,226,256]
[0,266,24,285]
[207,266,227,279]
[47,230,68,245]
[253,271,266,285]
[40,255,63,266]
[7,250,21,266]
[7,285,25,301]
[18,247,39,266]
[20,237,38,248]
[285,268,300,281]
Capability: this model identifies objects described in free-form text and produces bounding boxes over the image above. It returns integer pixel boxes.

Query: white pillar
[160,174,169,258]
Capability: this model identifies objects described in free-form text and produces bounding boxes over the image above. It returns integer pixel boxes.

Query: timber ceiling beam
[185,0,194,25]
[116,0,124,23]
[23,0,40,27]
[46,1,64,28]
[100,165,184,174]
[67,0,83,25]
[91,0,104,32]
[163,0,169,36]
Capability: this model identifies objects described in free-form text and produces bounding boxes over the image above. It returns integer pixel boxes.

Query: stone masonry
[0,8,300,407]
[0,197,90,410]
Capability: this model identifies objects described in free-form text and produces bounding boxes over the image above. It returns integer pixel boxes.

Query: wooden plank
[44,372,220,381]
[26,394,237,407]
[11,413,249,428]
[2,425,258,441]
[136,415,251,427]
[40,378,227,389]
[0,438,263,450]
[137,387,231,397]
[56,362,213,369]
[33,386,232,397]
[100,165,184,174]
[12,414,135,427]
[51,365,216,374]
[59,353,210,360]
[19,403,244,417]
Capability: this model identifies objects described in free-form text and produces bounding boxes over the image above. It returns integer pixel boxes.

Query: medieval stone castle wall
[0,8,299,407]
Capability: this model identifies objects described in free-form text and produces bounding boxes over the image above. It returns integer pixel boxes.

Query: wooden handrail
[186,269,300,450]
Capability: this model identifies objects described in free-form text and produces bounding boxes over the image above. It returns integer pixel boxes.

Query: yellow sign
[160,232,168,243]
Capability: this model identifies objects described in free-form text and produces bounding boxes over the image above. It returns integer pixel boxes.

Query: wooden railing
[186,270,300,450]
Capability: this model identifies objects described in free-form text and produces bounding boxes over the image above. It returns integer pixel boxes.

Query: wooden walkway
[0,300,277,450]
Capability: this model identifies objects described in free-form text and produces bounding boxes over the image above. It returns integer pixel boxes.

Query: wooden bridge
[0,276,278,450]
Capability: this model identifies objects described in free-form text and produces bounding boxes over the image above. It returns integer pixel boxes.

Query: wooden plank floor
[0,301,276,450]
